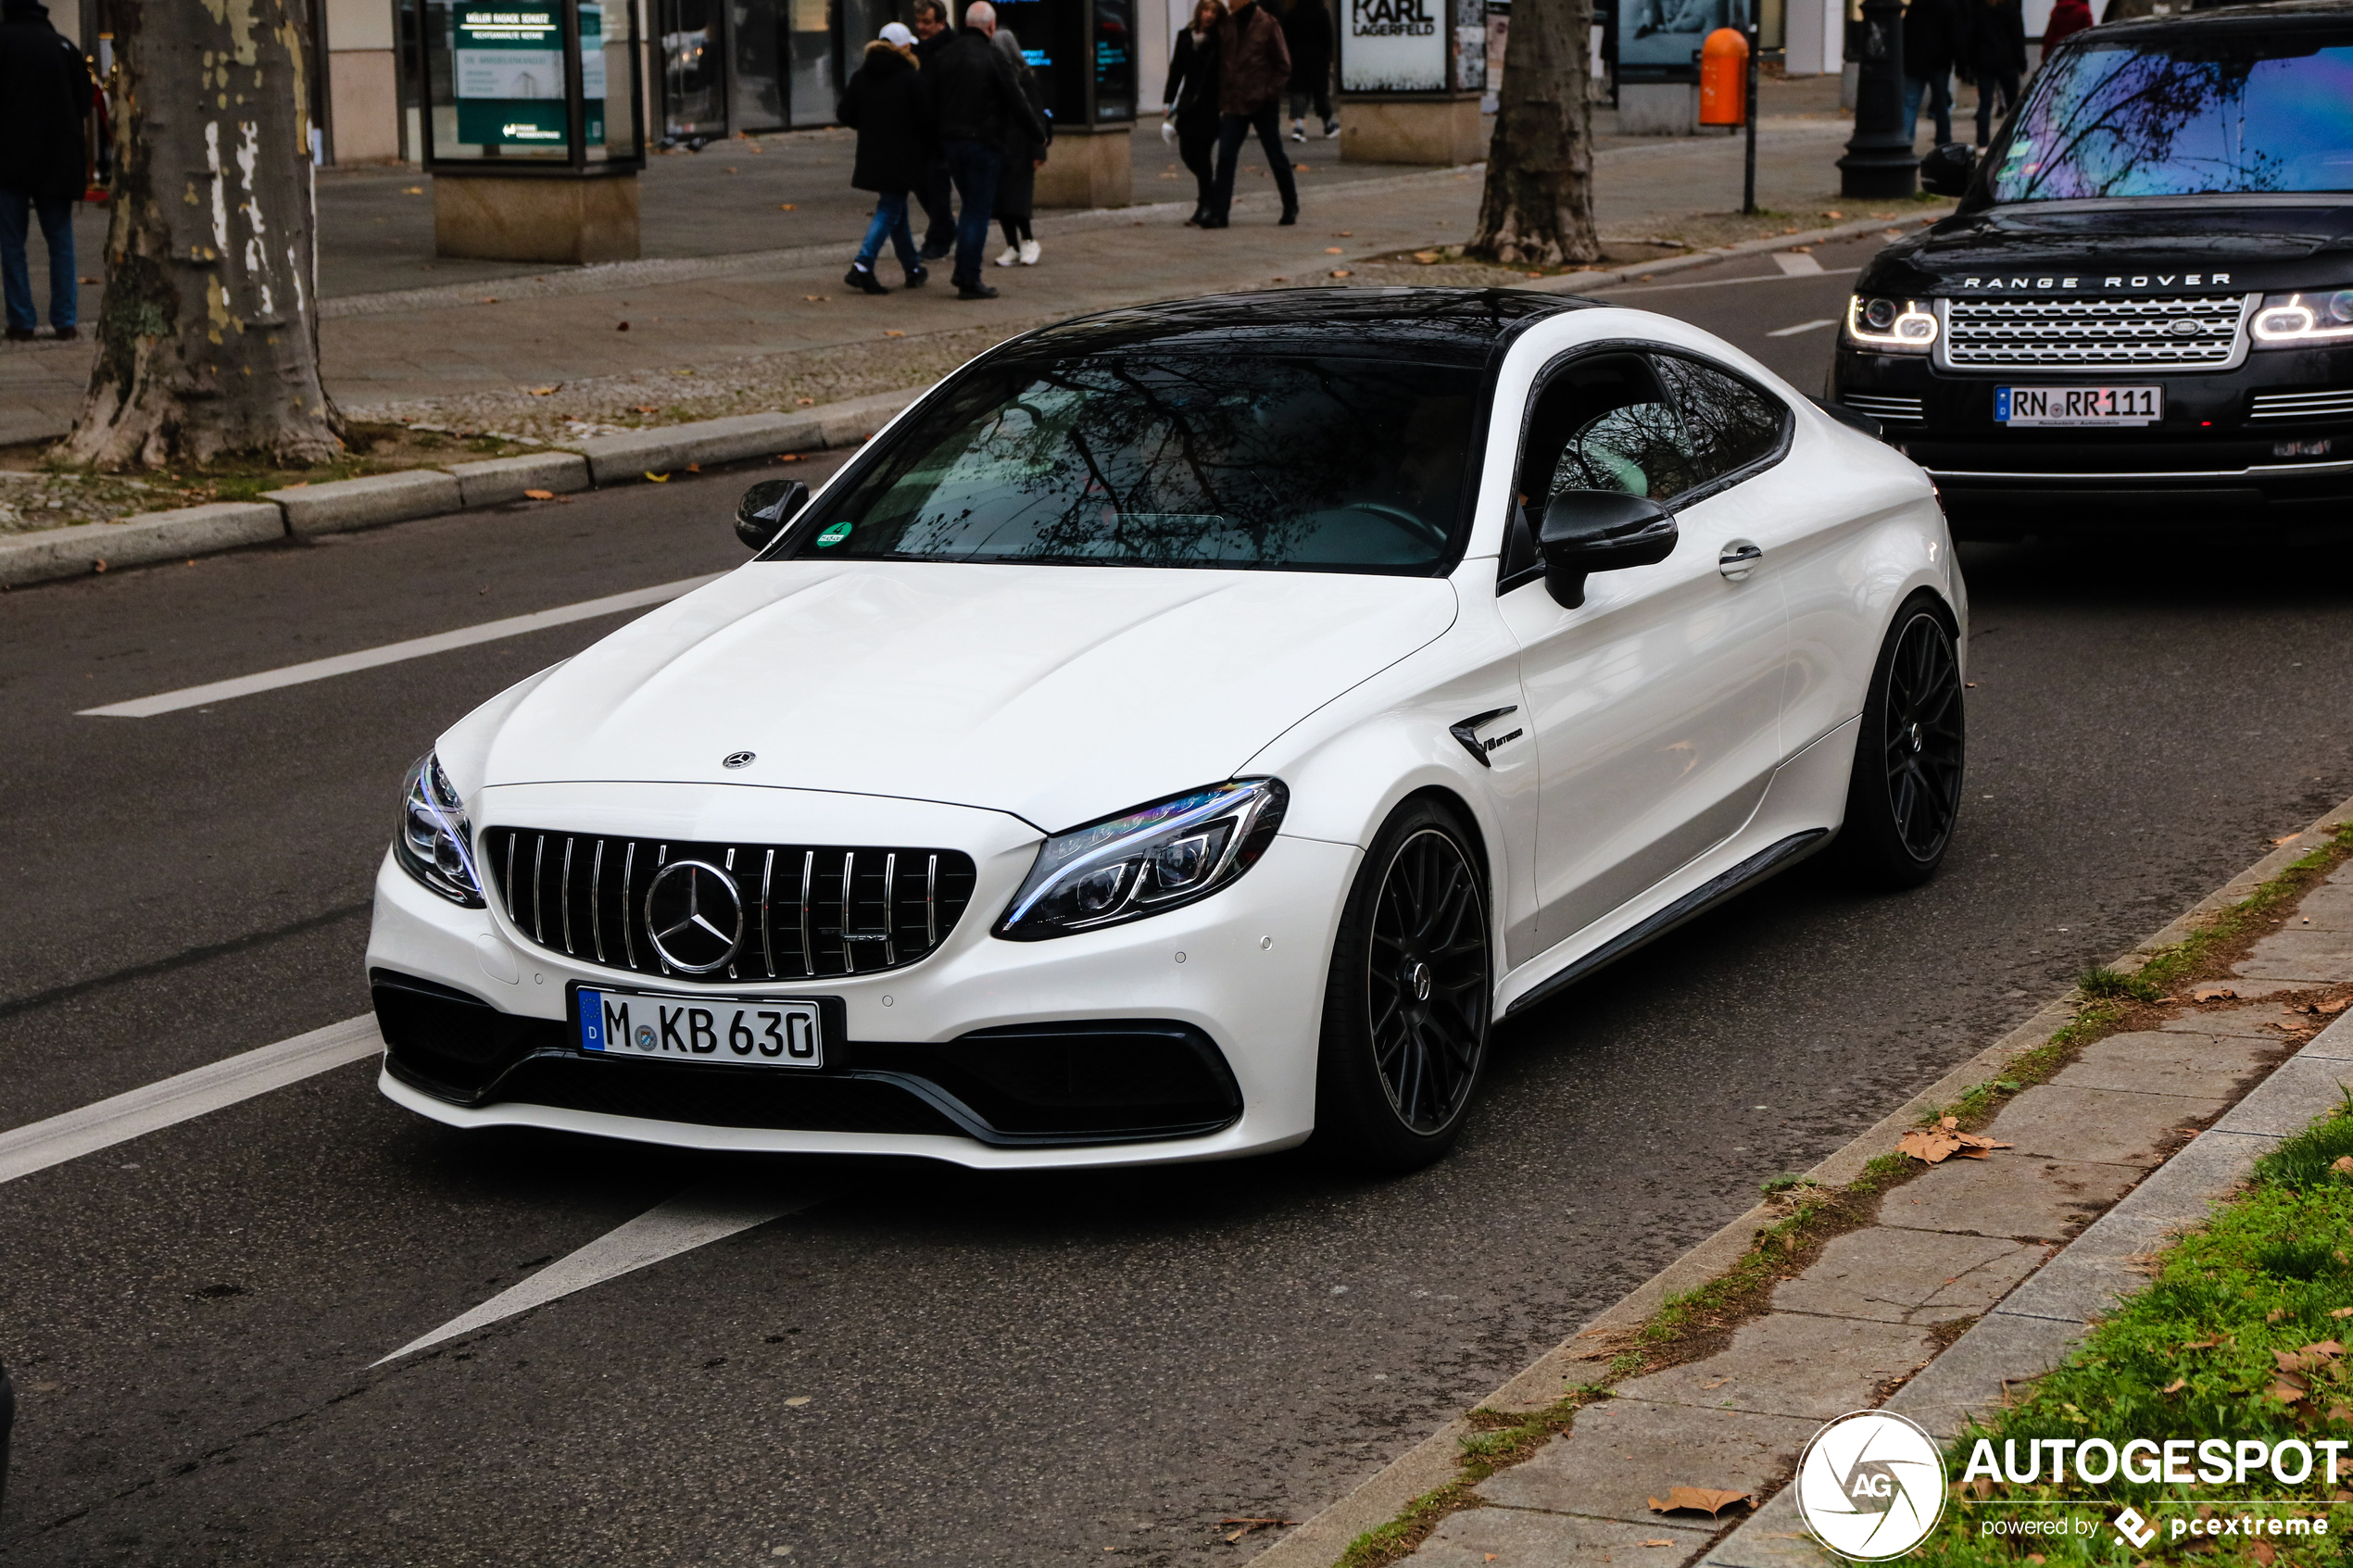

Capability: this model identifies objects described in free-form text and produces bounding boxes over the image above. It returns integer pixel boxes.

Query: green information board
[453,2,606,150]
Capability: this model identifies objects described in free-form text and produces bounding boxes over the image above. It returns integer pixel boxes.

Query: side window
[1501,353,1701,592]
[1651,355,1789,488]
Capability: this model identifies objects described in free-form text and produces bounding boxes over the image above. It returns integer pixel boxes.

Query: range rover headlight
[995,778,1288,940]
[395,751,485,907]
[2251,289,2353,347]
[1844,295,1938,353]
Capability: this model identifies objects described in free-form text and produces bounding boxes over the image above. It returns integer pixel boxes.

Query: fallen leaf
[645,471,670,482]
[2329,1404,2353,1424]
[1271,276,1288,282]
[1821,209,1843,219]
[2192,984,2237,1002]
[2252,1542,2276,1566]
[686,463,701,473]
[2161,1379,2187,1393]
[795,397,817,407]
[2332,1307,2353,1319]
[885,329,905,337]
[2272,834,2303,846]
[779,203,798,210]
[1939,1116,1959,1130]
[528,385,557,395]
[1701,1378,1730,1389]
[2319,997,2351,1015]
[803,294,828,302]
[774,453,802,463]
[403,185,423,194]
[635,405,660,414]
[523,489,556,500]
[1338,231,1353,236]
[1415,251,1441,263]
[1293,164,1310,172]
[1649,1487,1752,1517]
[2299,1340,2344,1361]
[2333,1155,2353,1175]
[480,296,498,304]
[2271,1308,2288,1323]
[2027,1555,2046,1565]
[1326,246,1344,254]
[2270,1373,2311,1400]
[1330,269,1352,278]
[92,558,107,572]
[782,1395,812,1406]
[1643,1541,1677,1549]
[1971,1476,1994,1499]
[2182,1336,2224,1349]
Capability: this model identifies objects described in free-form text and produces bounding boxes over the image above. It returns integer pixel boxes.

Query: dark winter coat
[1216,0,1291,115]
[837,42,932,193]
[0,0,91,200]
[1164,26,1223,135]
[926,27,1048,148]
[1279,0,1331,94]
[992,28,1051,220]
[1900,0,1959,80]
[2041,0,2091,49]
[1965,0,2027,79]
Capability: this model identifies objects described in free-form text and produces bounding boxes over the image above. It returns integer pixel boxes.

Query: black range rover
[1832,0,2353,534]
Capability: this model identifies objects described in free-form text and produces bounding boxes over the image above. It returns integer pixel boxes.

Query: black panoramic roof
[1000,287,1595,367]
[2088,0,2353,38]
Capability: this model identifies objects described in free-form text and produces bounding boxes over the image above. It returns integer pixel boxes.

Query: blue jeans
[0,192,76,332]
[854,190,921,273]
[942,137,1001,286]
[1902,72,1954,148]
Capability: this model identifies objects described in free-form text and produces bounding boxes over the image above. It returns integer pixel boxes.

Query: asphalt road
[5,237,2351,1567]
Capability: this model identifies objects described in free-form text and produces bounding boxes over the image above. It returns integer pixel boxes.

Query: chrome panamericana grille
[484,828,978,983]
[2248,388,2353,423]
[1941,295,2248,368]
[1840,393,1925,423]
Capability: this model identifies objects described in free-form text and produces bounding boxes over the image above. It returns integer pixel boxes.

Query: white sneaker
[1017,238,1041,265]
[1290,121,1305,142]
[994,245,1019,267]
[1323,119,1340,138]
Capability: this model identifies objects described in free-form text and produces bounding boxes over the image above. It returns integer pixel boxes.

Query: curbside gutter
[1250,789,2353,1568]
[0,385,925,591]
[1526,210,1943,300]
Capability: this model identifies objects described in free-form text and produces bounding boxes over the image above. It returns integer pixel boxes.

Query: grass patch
[1903,1094,2353,1568]
[1330,1387,1611,1568]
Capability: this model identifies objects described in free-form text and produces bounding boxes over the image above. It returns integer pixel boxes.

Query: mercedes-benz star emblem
[722,751,757,770]
[642,859,746,973]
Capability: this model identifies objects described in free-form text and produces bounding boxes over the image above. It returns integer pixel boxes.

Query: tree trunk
[1471,0,1603,267]
[61,0,342,470]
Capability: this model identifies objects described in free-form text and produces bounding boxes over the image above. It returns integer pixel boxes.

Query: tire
[1831,592,1967,889]
[1313,797,1494,1173]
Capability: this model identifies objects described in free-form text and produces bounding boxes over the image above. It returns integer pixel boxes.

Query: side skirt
[1500,828,1830,1020]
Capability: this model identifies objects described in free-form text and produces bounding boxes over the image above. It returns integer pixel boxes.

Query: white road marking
[1774,251,1826,276]
[78,573,724,719]
[0,1014,383,1185]
[1597,265,1860,296]
[1767,318,1840,337]
[373,1185,823,1365]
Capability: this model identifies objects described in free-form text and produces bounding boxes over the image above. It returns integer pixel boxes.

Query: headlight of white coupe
[2251,288,2353,347]
[395,751,485,907]
[995,778,1288,940]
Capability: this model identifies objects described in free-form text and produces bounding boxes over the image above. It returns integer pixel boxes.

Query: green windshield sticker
[816,521,853,547]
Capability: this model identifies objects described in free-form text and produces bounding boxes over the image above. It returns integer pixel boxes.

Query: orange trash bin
[1700,27,1749,127]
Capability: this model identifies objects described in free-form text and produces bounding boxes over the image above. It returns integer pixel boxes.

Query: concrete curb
[1249,790,2353,1568]
[1527,211,1943,300]
[0,386,925,590]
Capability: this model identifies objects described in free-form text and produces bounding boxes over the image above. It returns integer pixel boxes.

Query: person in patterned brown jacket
[1202,0,1298,229]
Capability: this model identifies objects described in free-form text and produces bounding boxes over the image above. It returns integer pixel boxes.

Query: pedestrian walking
[990,26,1051,267]
[1279,0,1335,142]
[0,0,92,344]
[1965,0,2026,146]
[1202,0,1297,230]
[926,0,1048,298]
[2041,0,2092,51]
[1900,0,1959,148]
[1163,0,1225,227]
[837,21,932,295]
[910,0,959,259]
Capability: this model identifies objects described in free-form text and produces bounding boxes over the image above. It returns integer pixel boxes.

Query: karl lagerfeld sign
[1343,0,1444,90]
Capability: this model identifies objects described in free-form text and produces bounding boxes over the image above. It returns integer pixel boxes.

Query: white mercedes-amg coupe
[367,289,1966,1173]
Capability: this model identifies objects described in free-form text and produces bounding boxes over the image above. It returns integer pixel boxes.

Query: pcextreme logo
[1794,1411,1948,1561]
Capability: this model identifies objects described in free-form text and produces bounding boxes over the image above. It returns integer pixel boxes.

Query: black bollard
[1836,0,1918,198]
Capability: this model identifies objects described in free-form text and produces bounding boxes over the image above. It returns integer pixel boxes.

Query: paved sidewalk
[1259,803,2353,1568]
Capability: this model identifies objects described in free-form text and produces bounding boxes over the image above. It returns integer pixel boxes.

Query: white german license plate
[1996,385,2163,426]
[576,985,824,1069]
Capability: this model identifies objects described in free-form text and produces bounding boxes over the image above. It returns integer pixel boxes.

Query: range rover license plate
[1996,385,2163,426]
[576,986,824,1069]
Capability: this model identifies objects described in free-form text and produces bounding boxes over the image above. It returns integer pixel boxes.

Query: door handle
[1718,541,1763,581]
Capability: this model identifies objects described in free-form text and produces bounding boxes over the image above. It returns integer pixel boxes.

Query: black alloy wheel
[1315,799,1493,1171]
[1833,593,1966,888]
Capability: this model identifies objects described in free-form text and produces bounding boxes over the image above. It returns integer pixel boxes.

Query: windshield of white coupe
[792,354,1481,572]
[1993,35,2353,202]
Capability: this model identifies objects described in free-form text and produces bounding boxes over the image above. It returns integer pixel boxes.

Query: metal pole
[1836,0,1916,197]
[1742,12,1758,214]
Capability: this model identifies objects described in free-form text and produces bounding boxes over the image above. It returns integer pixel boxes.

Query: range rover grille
[2247,388,2353,423]
[484,828,979,984]
[1942,295,2248,368]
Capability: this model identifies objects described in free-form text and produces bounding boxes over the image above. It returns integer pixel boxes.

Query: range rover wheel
[1314,798,1492,1173]
[1832,592,1966,889]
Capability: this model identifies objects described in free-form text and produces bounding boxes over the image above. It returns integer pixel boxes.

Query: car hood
[469,561,1459,831]
[1864,200,2353,295]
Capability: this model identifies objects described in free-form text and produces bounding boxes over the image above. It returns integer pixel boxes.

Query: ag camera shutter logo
[1793,1411,1947,1561]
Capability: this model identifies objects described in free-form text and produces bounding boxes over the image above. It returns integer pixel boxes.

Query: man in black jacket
[0,0,91,343]
[925,1,1047,298]
[910,0,958,259]
[1901,0,1959,148]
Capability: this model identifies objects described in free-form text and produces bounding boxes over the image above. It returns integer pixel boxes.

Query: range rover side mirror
[1919,143,1977,198]
[735,479,810,551]
[1538,490,1678,609]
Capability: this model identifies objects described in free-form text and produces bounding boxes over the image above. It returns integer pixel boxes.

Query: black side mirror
[1919,142,1977,198]
[735,479,810,551]
[1539,490,1678,608]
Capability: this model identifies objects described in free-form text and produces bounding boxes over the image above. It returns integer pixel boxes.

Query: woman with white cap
[837,20,934,295]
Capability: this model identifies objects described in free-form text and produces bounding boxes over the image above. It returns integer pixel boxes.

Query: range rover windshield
[1992,34,2353,202]
[790,354,1480,573]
